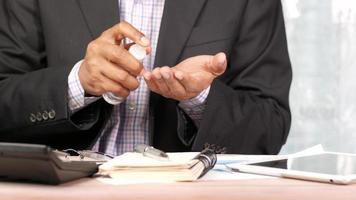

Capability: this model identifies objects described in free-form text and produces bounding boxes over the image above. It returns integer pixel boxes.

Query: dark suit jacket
[0,0,292,154]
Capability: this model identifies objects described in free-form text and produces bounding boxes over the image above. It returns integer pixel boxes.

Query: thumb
[207,52,227,76]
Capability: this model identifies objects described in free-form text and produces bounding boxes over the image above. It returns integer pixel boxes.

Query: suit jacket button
[36,112,43,122]
[48,110,56,119]
[29,114,37,123]
[42,111,49,121]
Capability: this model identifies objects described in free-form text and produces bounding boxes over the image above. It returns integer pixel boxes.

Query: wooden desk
[0,178,355,200]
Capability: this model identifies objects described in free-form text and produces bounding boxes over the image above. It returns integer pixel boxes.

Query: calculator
[0,143,107,184]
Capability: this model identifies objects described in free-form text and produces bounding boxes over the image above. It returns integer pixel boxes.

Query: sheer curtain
[280,0,356,154]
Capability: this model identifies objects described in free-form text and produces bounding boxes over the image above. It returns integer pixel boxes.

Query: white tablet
[226,152,356,184]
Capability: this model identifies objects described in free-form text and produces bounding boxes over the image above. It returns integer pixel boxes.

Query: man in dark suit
[0,0,292,155]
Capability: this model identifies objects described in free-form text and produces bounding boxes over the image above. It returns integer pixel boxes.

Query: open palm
[143,52,227,100]
[173,53,227,93]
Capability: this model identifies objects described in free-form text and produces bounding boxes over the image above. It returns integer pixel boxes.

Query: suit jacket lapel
[77,0,119,38]
[154,0,207,67]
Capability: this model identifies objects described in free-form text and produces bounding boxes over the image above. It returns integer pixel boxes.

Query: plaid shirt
[68,0,209,156]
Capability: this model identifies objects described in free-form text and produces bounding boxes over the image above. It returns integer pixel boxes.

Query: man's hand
[79,21,150,97]
[143,53,227,101]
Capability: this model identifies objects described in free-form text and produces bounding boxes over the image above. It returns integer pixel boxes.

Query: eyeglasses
[57,149,113,162]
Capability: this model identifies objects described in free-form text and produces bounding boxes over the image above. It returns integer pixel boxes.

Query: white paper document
[96,145,325,185]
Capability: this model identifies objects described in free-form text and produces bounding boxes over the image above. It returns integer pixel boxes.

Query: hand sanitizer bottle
[102,44,147,105]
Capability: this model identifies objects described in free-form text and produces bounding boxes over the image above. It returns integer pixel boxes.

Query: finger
[100,59,140,91]
[152,67,171,95]
[174,70,184,81]
[172,70,198,93]
[205,52,227,76]
[160,67,186,98]
[96,43,143,76]
[99,74,130,98]
[102,21,150,47]
[146,46,152,55]
[143,72,160,93]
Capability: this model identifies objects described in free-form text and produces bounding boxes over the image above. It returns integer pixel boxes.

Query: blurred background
[280,0,356,154]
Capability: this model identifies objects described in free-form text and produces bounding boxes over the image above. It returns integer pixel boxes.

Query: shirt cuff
[68,60,100,113]
[178,86,210,126]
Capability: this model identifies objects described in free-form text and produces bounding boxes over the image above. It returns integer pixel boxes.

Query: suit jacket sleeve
[0,0,102,146]
[189,0,292,154]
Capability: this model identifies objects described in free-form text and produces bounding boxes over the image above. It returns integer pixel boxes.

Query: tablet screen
[249,153,356,176]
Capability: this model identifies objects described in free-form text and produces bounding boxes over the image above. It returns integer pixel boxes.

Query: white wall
[280,0,356,154]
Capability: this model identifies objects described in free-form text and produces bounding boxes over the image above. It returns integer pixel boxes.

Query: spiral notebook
[98,149,216,182]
